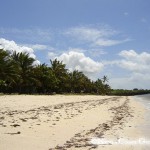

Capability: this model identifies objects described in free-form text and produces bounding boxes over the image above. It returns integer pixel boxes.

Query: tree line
[0,49,111,95]
[110,89,150,96]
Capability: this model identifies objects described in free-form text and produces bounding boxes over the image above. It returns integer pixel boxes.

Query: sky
[0,0,150,89]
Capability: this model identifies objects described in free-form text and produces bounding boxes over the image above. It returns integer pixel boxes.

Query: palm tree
[95,76,111,95]
[0,49,18,92]
[95,79,104,94]
[69,70,91,93]
[69,70,82,93]
[50,59,69,93]
[50,59,68,76]
[104,84,111,95]
[11,51,36,93]
[102,75,108,83]
[33,63,57,93]
[0,49,112,94]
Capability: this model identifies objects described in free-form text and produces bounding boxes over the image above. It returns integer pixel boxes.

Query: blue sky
[0,0,150,89]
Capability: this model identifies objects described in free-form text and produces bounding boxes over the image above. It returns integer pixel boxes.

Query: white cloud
[109,50,150,89]
[119,49,137,59]
[67,47,86,53]
[0,38,33,54]
[65,25,129,47]
[0,38,40,64]
[48,52,57,59]
[27,44,47,50]
[48,47,87,60]
[94,39,130,47]
[110,73,150,89]
[65,26,108,41]
[33,60,41,66]
[110,77,132,89]
[118,50,150,73]
[56,51,104,78]
[88,49,107,57]
[130,73,150,82]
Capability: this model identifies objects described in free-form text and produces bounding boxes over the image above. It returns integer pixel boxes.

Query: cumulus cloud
[110,73,150,89]
[65,26,130,47]
[48,52,58,59]
[0,38,40,64]
[118,50,150,73]
[109,50,150,89]
[48,48,87,60]
[56,51,104,78]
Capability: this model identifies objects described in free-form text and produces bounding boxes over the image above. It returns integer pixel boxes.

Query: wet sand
[0,95,149,150]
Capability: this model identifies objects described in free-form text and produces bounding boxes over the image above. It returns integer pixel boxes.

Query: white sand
[0,95,149,150]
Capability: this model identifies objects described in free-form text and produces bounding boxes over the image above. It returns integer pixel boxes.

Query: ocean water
[135,94,150,110]
[134,94,150,139]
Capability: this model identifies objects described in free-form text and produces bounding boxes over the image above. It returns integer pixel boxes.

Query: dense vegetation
[0,49,111,95]
[111,89,150,96]
[1,49,150,96]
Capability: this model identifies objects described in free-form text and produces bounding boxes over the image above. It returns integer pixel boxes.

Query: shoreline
[0,95,149,150]
[133,94,150,140]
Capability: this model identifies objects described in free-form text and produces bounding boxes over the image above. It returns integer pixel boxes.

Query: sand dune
[0,95,148,150]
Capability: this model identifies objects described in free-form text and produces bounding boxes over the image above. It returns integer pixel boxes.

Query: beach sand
[0,95,149,150]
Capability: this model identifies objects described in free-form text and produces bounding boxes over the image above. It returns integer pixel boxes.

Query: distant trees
[0,49,112,95]
[110,89,150,96]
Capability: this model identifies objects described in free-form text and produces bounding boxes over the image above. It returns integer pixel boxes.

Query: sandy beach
[0,95,149,150]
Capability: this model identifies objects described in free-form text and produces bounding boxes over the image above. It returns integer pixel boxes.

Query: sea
[134,94,150,110]
[134,94,150,140]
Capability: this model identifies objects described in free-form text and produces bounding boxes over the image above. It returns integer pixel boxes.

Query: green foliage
[0,49,18,92]
[110,89,150,96]
[50,59,69,93]
[0,49,150,96]
[1,49,149,95]
[11,51,36,93]
[33,63,57,93]
[95,77,111,95]
[0,49,112,95]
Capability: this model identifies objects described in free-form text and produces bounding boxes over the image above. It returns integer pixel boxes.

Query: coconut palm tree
[50,59,69,93]
[102,75,108,83]
[0,49,112,94]
[69,70,91,93]
[0,49,18,92]
[11,51,36,93]
[95,76,111,95]
[69,70,83,93]
[33,63,57,93]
